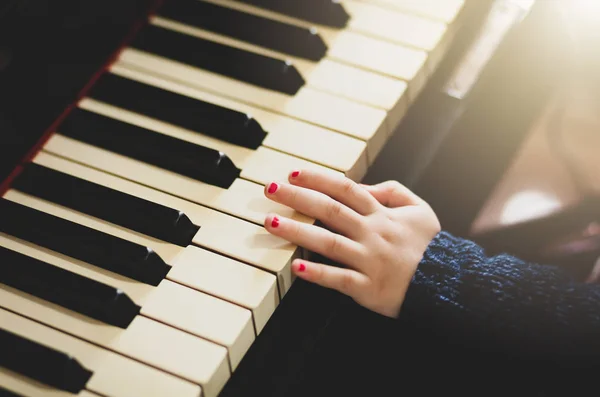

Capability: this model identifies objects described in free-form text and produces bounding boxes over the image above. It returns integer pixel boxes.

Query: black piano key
[0,328,92,393]
[87,73,267,150]
[0,245,141,328]
[129,24,305,95]
[233,0,350,28]
[13,163,199,247]
[0,198,171,286]
[158,0,327,61]
[57,107,241,189]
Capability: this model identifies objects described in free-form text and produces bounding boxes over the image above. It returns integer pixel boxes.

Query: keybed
[1,1,468,396]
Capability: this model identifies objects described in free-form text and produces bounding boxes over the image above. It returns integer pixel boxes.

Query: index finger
[288,169,379,215]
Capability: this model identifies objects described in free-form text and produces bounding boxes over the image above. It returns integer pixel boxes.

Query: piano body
[0,1,493,396]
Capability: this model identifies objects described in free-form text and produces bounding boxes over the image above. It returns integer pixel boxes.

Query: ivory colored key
[145,5,409,130]
[132,24,306,96]
[117,45,389,162]
[241,0,451,75]
[0,198,171,287]
[1,190,263,367]
[339,0,453,72]
[0,235,230,397]
[358,0,466,24]
[0,197,254,369]
[85,70,369,179]
[158,0,329,61]
[59,107,242,190]
[43,128,313,227]
[338,1,448,52]
[12,163,198,247]
[0,308,200,397]
[28,151,283,323]
[0,240,141,329]
[354,0,466,70]
[198,0,429,95]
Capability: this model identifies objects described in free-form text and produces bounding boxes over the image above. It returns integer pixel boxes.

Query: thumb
[359,181,422,208]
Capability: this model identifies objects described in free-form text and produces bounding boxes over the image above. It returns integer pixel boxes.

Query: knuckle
[291,223,303,241]
[382,180,401,191]
[325,200,342,220]
[341,178,357,196]
[389,182,404,196]
[379,229,397,244]
[371,216,398,243]
[339,271,355,295]
[357,244,371,262]
[288,187,299,206]
[327,234,342,255]
[354,217,369,234]
[313,263,325,281]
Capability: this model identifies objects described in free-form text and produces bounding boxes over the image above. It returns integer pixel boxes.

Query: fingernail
[291,170,300,178]
[271,216,280,228]
[267,182,279,194]
[298,263,306,272]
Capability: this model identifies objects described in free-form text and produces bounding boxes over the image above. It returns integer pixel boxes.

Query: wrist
[395,231,461,316]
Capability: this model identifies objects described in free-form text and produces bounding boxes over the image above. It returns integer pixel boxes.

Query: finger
[264,181,364,236]
[360,181,421,208]
[291,259,370,298]
[264,213,365,267]
[288,169,379,215]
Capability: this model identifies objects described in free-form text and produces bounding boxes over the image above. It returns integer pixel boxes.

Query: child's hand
[263,169,441,318]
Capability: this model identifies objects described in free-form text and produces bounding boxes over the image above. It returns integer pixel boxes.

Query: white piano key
[147,14,409,136]
[116,50,390,162]
[358,0,466,24]
[31,151,284,314]
[341,0,448,51]
[79,96,349,185]
[0,234,230,397]
[115,50,391,162]
[42,132,310,227]
[0,308,201,397]
[201,0,429,88]
[3,188,264,362]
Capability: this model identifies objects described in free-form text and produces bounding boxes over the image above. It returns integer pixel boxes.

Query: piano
[0,1,488,396]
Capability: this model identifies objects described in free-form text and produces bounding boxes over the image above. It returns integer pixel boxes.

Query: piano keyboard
[0,1,466,396]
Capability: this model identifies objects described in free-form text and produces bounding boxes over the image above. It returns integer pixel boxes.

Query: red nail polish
[298,263,306,272]
[291,170,300,178]
[271,216,280,228]
[267,183,279,194]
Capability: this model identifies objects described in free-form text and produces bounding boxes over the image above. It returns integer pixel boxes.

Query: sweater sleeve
[399,231,600,360]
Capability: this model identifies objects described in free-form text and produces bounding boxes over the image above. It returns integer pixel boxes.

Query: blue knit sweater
[401,231,600,362]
